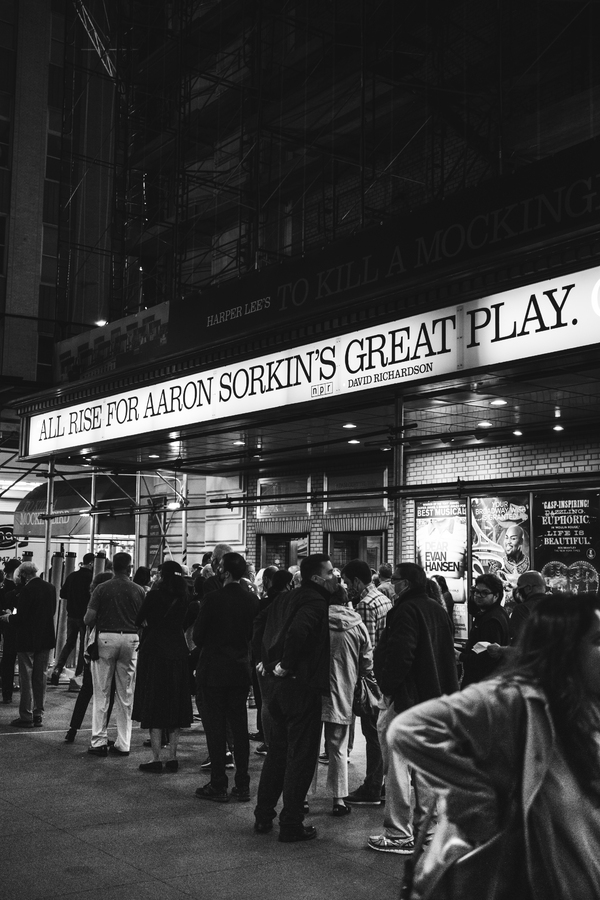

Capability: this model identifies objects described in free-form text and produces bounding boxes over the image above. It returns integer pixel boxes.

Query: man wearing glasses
[368,562,458,854]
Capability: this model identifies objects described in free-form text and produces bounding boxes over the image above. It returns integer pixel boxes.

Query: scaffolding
[55,0,600,328]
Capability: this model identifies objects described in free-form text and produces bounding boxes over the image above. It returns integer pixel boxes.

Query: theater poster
[415,499,468,640]
[470,496,530,597]
[532,493,600,593]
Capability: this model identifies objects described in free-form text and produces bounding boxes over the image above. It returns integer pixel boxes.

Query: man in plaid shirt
[341,559,393,805]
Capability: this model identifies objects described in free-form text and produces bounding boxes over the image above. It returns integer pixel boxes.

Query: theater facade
[15,138,600,627]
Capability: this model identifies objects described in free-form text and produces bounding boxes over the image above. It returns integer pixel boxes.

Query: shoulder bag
[352,672,382,717]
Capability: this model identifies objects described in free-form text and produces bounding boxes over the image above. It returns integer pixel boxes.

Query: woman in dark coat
[133,560,195,772]
[459,572,509,688]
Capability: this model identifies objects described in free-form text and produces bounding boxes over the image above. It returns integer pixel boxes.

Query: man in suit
[193,551,259,803]
[0,562,56,727]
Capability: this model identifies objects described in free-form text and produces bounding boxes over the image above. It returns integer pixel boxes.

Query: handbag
[401,793,523,900]
[352,672,382,717]
[85,625,99,661]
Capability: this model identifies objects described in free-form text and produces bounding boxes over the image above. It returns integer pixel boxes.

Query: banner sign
[532,492,600,593]
[471,495,531,595]
[24,265,600,457]
[168,137,600,348]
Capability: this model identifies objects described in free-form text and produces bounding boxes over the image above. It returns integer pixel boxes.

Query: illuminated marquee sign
[24,266,600,457]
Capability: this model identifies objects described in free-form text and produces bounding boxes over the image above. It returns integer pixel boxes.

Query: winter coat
[321,604,373,724]
[459,602,510,687]
[374,586,458,712]
[390,678,600,900]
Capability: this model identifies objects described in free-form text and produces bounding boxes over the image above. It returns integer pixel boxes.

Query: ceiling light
[343,423,357,429]
[348,439,360,444]
[513,430,523,436]
[554,408,561,418]
[553,425,564,432]
[232,440,245,446]
[95,319,107,327]
[490,399,507,406]
[167,500,182,510]
[477,421,493,428]
[380,445,392,452]
[149,454,159,459]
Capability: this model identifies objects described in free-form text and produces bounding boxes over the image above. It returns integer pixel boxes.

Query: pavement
[0,681,406,900]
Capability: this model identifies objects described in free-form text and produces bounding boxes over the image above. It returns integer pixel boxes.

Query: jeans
[18,649,51,722]
[200,684,250,791]
[378,700,436,840]
[255,677,322,827]
[1,623,18,700]
[91,632,138,751]
[54,616,86,677]
[360,704,384,795]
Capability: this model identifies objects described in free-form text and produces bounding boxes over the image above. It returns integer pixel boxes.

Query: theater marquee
[22,265,600,457]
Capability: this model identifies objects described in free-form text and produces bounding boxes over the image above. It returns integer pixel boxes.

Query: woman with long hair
[133,560,195,772]
[389,592,600,899]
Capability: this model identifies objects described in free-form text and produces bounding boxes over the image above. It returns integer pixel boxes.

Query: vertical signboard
[415,499,468,640]
[147,497,166,569]
[532,493,600,593]
[471,496,530,597]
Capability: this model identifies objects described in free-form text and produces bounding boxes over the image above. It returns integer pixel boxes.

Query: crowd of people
[0,546,598,895]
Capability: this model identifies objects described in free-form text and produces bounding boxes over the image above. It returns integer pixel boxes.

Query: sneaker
[318,753,329,765]
[225,751,234,768]
[108,745,130,756]
[230,785,251,802]
[10,718,33,728]
[254,743,268,756]
[345,786,383,806]
[33,716,43,727]
[367,834,415,854]
[194,783,230,803]
[200,756,212,768]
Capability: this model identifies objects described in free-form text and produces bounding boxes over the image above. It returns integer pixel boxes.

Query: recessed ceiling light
[513,430,523,436]
[490,399,507,406]
[343,423,357,429]
[149,454,159,459]
[232,440,245,446]
[553,425,564,432]
[348,439,360,444]
[477,421,493,428]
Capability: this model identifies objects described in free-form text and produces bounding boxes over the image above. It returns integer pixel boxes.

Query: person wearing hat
[50,552,96,685]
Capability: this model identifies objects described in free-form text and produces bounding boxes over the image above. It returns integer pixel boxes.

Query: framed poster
[532,493,600,593]
[415,499,468,640]
[471,496,530,597]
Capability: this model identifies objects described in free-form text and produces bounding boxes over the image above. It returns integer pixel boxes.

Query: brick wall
[401,438,600,562]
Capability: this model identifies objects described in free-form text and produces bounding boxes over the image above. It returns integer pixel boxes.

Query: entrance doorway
[327,533,385,571]
[259,535,309,569]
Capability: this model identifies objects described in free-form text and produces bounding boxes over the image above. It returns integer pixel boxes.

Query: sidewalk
[0,684,405,900]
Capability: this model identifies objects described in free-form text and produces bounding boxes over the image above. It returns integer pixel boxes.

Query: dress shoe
[139,761,163,773]
[279,825,317,843]
[64,728,77,743]
[230,785,250,801]
[108,745,129,756]
[10,718,34,728]
[332,803,351,817]
[194,783,229,803]
[33,716,43,727]
[88,744,108,757]
[254,820,273,834]
[165,759,179,772]
[49,669,60,686]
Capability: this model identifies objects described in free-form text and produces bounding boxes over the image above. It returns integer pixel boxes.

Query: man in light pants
[84,552,144,757]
